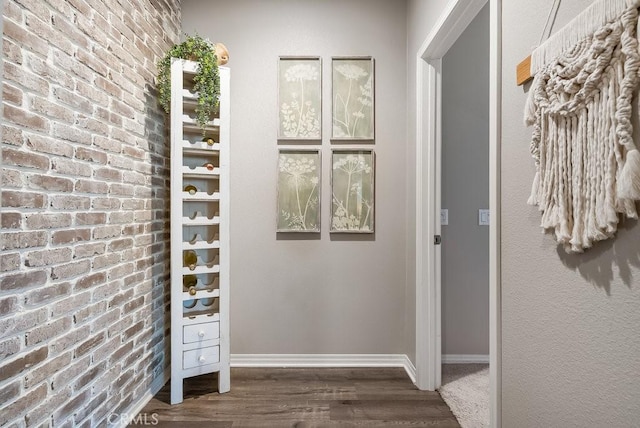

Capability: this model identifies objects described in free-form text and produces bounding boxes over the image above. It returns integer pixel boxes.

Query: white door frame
[415,0,501,426]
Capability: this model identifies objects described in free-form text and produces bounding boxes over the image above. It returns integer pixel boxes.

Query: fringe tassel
[526,4,640,252]
[527,171,539,205]
[524,79,538,126]
[531,0,640,74]
[617,149,640,198]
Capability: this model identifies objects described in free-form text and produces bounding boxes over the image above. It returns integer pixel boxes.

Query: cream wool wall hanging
[524,0,640,252]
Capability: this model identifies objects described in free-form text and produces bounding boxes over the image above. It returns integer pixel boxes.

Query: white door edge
[488,1,502,426]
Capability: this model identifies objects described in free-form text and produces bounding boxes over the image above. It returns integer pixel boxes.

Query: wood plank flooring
[132,368,460,427]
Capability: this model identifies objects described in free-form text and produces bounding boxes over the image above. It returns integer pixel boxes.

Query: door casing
[414,0,501,426]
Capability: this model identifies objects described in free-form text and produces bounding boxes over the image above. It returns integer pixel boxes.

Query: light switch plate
[478,209,490,226]
[441,209,448,226]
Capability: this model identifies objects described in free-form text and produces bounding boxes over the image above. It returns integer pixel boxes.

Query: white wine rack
[170,59,230,404]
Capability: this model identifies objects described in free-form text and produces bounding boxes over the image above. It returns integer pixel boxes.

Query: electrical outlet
[478,209,490,226]
[441,209,448,225]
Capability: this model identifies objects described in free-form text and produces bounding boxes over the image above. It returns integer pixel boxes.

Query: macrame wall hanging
[518,0,640,253]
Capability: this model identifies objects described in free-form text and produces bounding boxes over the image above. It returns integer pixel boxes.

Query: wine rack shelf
[181,264,220,275]
[183,241,221,251]
[182,312,220,326]
[183,214,221,226]
[182,191,221,201]
[182,166,221,178]
[182,288,220,301]
[181,140,221,155]
[182,114,221,127]
[170,59,230,404]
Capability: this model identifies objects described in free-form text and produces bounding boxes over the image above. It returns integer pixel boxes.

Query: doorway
[441,3,490,365]
[414,0,501,427]
[439,5,490,426]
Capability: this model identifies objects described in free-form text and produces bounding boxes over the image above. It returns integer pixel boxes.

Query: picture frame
[277,149,322,232]
[330,149,375,233]
[331,56,375,141]
[277,56,322,140]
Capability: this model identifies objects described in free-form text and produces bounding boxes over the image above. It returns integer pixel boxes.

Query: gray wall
[502,0,640,426]
[182,0,409,355]
[441,4,489,356]
[406,0,454,365]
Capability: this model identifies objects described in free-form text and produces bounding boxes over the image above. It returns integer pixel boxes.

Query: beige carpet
[439,364,490,428]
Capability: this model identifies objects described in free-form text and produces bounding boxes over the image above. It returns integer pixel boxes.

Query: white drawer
[183,322,219,344]
[183,346,220,369]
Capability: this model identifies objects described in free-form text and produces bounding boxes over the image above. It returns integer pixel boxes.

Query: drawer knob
[198,331,205,338]
[199,355,206,363]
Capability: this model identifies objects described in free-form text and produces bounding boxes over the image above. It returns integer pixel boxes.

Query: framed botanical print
[330,149,375,233]
[277,149,321,232]
[277,57,322,140]
[331,56,374,140]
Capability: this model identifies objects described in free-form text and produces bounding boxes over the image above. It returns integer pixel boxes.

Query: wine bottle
[203,137,215,146]
[203,162,214,171]
[183,275,197,295]
[184,184,197,195]
[201,298,216,307]
[184,250,198,270]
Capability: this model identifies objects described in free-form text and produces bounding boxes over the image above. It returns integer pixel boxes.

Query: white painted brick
[0,0,180,425]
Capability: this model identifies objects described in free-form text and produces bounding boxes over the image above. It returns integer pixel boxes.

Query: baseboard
[401,355,417,384]
[115,369,169,428]
[442,354,490,364]
[231,354,417,383]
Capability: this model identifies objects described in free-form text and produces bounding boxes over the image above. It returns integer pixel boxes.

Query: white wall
[441,4,489,356]
[502,0,640,426]
[182,0,409,355]
[405,0,453,365]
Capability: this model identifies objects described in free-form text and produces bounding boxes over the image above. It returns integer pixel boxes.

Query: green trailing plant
[157,34,220,133]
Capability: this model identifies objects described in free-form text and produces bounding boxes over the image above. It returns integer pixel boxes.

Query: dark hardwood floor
[132,368,460,427]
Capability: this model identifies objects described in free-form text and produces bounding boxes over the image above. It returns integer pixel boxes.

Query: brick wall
[1,0,181,426]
